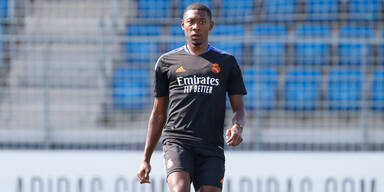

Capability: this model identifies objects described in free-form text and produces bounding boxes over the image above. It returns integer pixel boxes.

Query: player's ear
[209,20,214,31]
[181,19,185,31]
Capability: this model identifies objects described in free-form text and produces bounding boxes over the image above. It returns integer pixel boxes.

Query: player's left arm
[226,94,245,146]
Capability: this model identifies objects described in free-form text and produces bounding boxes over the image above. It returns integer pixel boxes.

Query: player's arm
[137,96,168,184]
[226,94,245,146]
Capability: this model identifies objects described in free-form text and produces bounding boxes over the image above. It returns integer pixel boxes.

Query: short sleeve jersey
[154,45,247,147]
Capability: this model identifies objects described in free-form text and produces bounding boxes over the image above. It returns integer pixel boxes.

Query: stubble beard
[191,41,202,47]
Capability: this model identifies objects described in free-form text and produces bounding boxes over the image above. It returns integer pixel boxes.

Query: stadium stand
[381,27,384,65]
[221,0,254,20]
[253,24,287,66]
[1,0,384,150]
[211,24,245,65]
[0,24,4,80]
[137,0,171,20]
[125,24,161,64]
[262,0,297,21]
[306,0,339,20]
[372,71,384,111]
[243,68,278,110]
[0,0,7,19]
[113,68,149,110]
[285,69,322,110]
[295,25,331,66]
[328,70,363,111]
[168,25,185,51]
[180,0,213,18]
[347,0,381,21]
[338,26,375,65]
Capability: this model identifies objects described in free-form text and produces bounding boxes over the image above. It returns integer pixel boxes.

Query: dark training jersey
[154,45,247,147]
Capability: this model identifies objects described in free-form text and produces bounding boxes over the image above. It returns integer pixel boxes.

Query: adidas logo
[176,66,186,73]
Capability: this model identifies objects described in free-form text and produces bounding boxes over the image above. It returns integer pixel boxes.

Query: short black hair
[183,3,212,20]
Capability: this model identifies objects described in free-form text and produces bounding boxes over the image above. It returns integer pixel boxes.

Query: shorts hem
[194,183,223,191]
[166,168,192,179]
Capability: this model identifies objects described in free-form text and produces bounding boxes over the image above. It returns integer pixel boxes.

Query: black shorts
[162,140,225,190]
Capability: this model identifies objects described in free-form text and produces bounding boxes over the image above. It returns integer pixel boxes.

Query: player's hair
[183,3,212,20]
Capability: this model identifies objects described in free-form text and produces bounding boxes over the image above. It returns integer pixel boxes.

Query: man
[137,3,246,192]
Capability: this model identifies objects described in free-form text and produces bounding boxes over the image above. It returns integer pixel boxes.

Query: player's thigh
[192,156,225,190]
[163,142,194,179]
[198,185,221,192]
[167,171,191,192]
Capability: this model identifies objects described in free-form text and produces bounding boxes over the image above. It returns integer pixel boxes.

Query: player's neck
[186,43,209,55]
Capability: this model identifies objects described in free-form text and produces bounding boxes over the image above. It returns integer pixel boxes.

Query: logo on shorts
[176,66,186,73]
[167,159,174,169]
[211,63,220,73]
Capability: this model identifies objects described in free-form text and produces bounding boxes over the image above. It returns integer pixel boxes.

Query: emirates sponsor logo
[177,75,220,94]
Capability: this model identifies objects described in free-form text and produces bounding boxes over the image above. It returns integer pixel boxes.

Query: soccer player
[137,3,247,192]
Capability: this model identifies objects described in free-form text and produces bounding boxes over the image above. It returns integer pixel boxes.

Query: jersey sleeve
[154,57,169,97]
[227,56,247,96]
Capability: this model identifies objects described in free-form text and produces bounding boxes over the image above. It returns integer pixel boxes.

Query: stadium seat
[0,0,7,19]
[306,0,339,20]
[372,71,384,111]
[327,70,362,111]
[243,68,278,110]
[221,0,254,19]
[381,28,384,65]
[295,25,331,66]
[253,24,288,36]
[253,25,287,66]
[211,24,245,65]
[262,0,297,21]
[125,25,161,64]
[348,0,381,21]
[137,0,171,19]
[0,25,4,74]
[285,69,322,110]
[180,0,213,18]
[113,68,149,110]
[168,25,185,51]
[338,26,375,65]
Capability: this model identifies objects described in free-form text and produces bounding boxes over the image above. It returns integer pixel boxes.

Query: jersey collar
[183,44,212,55]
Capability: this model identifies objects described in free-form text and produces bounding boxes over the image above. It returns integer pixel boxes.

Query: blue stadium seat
[211,25,245,65]
[168,25,185,51]
[295,25,331,66]
[126,25,161,64]
[328,70,362,111]
[381,28,384,65]
[221,0,254,19]
[372,71,384,111]
[180,0,213,18]
[0,0,8,19]
[253,24,288,36]
[338,26,375,65]
[263,0,297,21]
[285,69,322,110]
[253,25,287,66]
[137,0,171,19]
[306,0,338,20]
[212,24,246,35]
[113,68,149,110]
[0,25,4,73]
[348,0,381,21]
[244,69,278,110]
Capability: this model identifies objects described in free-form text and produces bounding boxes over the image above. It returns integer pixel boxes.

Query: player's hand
[137,161,151,184]
[226,125,243,146]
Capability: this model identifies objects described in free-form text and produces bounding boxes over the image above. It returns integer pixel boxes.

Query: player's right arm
[137,96,168,184]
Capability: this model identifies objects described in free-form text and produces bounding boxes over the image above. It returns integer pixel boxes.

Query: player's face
[182,10,214,47]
